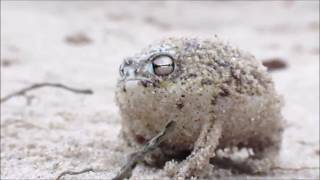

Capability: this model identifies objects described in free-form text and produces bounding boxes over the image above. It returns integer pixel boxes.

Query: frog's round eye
[152,55,174,76]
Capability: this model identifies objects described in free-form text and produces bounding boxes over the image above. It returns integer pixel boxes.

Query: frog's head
[117,43,182,93]
[115,38,219,144]
[117,53,176,91]
[115,37,219,110]
[116,38,209,94]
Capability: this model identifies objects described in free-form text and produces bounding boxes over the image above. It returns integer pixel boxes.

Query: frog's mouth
[119,77,160,92]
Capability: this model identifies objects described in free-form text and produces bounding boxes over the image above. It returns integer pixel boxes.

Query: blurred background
[1,1,319,179]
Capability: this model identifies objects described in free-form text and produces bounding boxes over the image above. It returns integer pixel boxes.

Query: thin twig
[55,120,176,180]
[56,168,95,180]
[112,120,176,180]
[1,82,93,103]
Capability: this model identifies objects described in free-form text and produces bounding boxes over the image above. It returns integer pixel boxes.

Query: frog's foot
[212,156,273,174]
[213,140,281,174]
[243,140,281,174]
[164,121,222,179]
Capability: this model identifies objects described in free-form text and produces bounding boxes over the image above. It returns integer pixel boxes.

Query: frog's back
[174,37,284,148]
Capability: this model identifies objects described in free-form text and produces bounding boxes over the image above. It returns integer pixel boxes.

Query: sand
[1,1,319,179]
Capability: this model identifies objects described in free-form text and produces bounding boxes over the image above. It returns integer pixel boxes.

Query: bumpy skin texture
[115,37,284,178]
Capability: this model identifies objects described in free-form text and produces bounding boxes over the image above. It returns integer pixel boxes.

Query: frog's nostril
[119,63,125,77]
[124,58,134,66]
[119,64,138,79]
[120,58,139,78]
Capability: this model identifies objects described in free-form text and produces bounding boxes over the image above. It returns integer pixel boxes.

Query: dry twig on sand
[0,82,93,103]
[55,120,176,180]
[55,168,95,180]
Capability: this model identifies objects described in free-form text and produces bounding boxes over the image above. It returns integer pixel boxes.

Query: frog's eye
[152,55,174,76]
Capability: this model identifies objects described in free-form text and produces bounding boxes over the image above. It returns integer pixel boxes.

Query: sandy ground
[1,1,319,179]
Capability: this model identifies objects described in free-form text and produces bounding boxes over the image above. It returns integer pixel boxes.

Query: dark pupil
[153,63,174,75]
[153,64,170,68]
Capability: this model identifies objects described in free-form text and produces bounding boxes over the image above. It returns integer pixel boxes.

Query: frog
[115,37,284,179]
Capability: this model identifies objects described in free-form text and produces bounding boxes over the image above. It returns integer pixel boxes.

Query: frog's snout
[119,59,154,92]
[119,58,138,80]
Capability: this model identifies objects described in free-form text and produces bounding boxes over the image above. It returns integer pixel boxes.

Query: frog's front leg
[166,120,223,179]
[240,136,282,174]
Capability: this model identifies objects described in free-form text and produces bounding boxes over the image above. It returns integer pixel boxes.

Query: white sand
[1,1,319,179]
